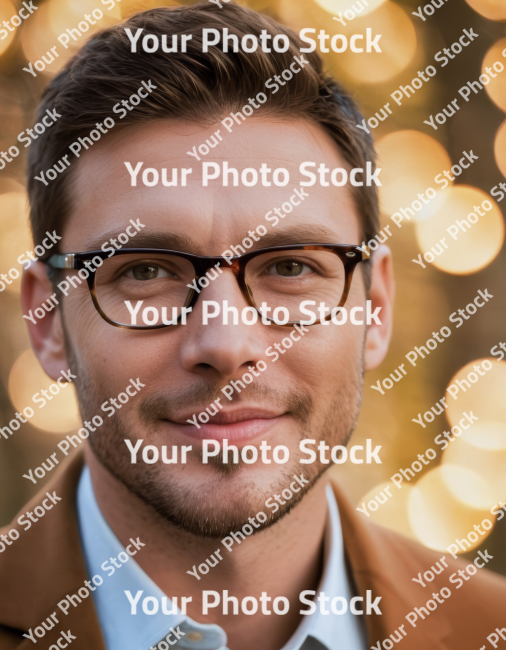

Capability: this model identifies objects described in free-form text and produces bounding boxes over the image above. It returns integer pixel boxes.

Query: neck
[85,449,329,650]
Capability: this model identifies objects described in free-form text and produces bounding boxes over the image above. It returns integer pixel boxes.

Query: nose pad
[244,283,256,308]
[184,281,198,309]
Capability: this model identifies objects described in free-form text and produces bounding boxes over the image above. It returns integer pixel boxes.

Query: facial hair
[63,327,363,539]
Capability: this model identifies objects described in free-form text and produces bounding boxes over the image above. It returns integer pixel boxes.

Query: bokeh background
[1,0,505,574]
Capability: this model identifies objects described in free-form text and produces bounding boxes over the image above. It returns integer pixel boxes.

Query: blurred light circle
[465,0,506,20]
[0,0,17,57]
[358,482,415,538]
[22,0,119,75]
[312,0,387,19]
[235,0,276,12]
[118,0,182,18]
[440,464,496,510]
[415,186,504,274]
[459,421,506,451]
[443,438,506,504]
[482,39,506,112]
[408,466,493,552]
[494,120,506,179]
[0,192,32,294]
[329,2,417,84]
[445,359,506,436]
[0,84,24,146]
[8,349,81,434]
[22,2,73,75]
[49,0,121,34]
[377,131,452,217]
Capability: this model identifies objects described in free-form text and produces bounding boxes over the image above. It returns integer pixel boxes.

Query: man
[2,3,505,650]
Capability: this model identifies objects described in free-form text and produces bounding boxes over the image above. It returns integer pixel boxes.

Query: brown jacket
[1,451,505,650]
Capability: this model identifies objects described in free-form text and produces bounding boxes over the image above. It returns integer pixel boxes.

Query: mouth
[166,407,286,442]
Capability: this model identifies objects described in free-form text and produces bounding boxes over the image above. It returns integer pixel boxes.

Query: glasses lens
[94,253,195,326]
[245,249,346,323]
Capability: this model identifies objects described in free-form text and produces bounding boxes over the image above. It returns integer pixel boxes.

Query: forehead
[63,117,362,254]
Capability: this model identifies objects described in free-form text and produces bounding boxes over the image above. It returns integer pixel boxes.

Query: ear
[364,244,395,371]
[20,261,69,380]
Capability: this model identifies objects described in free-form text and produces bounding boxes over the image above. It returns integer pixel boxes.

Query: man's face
[60,118,366,536]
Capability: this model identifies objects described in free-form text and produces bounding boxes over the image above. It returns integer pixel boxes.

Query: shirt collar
[77,468,365,650]
[281,484,366,650]
[77,466,227,650]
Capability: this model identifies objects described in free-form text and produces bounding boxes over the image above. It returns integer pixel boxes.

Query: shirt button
[171,620,227,649]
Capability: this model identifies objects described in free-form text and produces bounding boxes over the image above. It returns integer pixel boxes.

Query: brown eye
[262,259,314,278]
[126,264,174,281]
[275,260,303,276]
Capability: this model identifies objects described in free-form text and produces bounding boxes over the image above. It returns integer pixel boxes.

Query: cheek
[278,322,363,400]
[63,289,184,384]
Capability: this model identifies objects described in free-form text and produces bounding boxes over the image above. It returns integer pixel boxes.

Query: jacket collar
[0,451,105,649]
[331,480,450,649]
[0,453,449,650]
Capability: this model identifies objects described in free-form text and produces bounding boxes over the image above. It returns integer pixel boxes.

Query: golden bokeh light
[445,359,506,437]
[0,89,24,147]
[494,119,506,180]
[443,438,506,504]
[118,0,182,18]
[327,2,417,84]
[408,466,494,552]
[312,0,386,17]
[415,186,504,274]
[49,0,121,34]
[0,0,17,57]
[358,482,415,538]
[482,39,506,112]
[277,0,320,30]
[465,0,506,21]
[0,192,32,295]
[440,464,496,510]
[22,2,74,75]
[377,131,452,218]
[22,0,120,76]
[8,349,81,434]
[458,421,506,452]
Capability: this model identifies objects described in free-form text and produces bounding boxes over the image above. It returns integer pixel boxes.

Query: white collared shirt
[77,467,366,650]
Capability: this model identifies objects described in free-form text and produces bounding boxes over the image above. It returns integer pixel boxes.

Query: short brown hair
[27,2,378,251]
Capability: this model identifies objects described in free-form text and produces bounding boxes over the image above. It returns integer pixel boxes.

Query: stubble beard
[64,330,364,539]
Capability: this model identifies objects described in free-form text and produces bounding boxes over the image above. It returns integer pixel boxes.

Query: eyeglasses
[46,244,368,330]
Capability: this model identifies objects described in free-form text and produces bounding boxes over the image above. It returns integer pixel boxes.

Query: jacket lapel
[0,452,452,650]
[0,451,105,650]
[331,480,450,650]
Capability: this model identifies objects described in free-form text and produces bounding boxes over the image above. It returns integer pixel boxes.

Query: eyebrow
[250,224,345,249]
[85,231,201,254]
[83,223,345,255]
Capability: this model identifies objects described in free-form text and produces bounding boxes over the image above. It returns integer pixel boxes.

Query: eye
[266,260,312,277]
[125,263,176,281]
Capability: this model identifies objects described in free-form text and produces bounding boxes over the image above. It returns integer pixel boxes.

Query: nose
[179,268,266,378]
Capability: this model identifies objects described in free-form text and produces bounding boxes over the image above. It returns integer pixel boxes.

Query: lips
[167,407,286,442]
